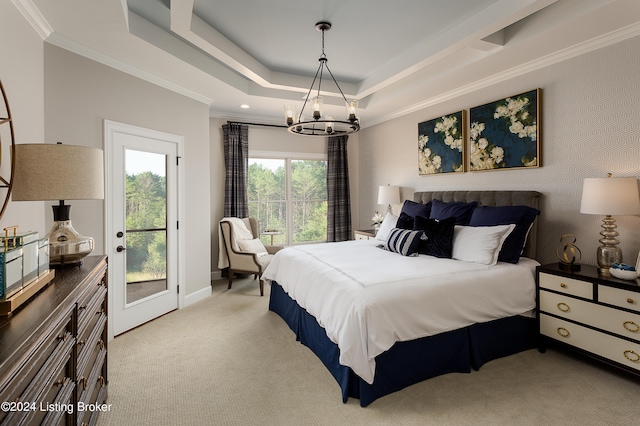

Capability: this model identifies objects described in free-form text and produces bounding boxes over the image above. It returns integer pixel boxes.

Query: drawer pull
[53,378,65,387]
[627,298,635,305]
[98,375,105,386]
[57,333,67,342]
[557,302,571,313]
[557,327,571,338]
[623,350,640,363]
[98,339,105,350]
[560,283,567,288]
[623,321,640,333]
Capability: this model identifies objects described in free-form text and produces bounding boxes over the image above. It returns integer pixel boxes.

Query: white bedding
[262,239,539,384]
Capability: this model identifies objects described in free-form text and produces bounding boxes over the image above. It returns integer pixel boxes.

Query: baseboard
[184,285,212,307]
[211,269,223,281]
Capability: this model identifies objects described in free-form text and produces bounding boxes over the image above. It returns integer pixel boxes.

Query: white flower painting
[418,111,465,175]
[469,89,540,171]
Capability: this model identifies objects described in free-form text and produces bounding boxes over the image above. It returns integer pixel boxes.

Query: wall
[44,44,212,301]
[209,119,360,275]
[0,1,46,234]
[358,34,640,267]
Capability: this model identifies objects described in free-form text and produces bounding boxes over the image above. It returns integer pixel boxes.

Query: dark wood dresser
[0,256,108,425]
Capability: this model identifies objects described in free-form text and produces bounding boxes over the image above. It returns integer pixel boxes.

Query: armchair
[219,217,283,296]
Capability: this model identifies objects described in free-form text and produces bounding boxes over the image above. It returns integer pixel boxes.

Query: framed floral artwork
[469,89,541,171]
[418,110,465,175]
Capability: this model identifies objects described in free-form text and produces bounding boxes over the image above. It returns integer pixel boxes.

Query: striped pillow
[382,228,424,257]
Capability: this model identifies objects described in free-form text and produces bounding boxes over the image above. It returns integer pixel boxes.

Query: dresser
[537,263,640,375]
[0,256,108,425]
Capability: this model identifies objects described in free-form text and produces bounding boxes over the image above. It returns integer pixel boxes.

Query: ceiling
[18,0,640,127]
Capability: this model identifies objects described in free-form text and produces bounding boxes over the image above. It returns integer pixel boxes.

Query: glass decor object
[12,143,104,268]
[580,174,640,274]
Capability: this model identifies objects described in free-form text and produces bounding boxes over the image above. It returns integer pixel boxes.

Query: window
[248,157,327,245]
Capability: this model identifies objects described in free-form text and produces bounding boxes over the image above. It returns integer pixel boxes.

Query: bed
[264,190,542,406]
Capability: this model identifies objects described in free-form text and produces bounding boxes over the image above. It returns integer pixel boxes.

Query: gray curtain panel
[222,123,249,217]
[327,135,352,242]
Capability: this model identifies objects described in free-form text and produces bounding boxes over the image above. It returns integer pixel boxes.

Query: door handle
[116,245,127,252]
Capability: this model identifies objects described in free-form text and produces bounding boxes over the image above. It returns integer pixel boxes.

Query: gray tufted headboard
[413,190,542,261]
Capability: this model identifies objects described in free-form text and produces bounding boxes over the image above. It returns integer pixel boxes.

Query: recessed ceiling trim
[14,0,53,40]
[366,18,640,128]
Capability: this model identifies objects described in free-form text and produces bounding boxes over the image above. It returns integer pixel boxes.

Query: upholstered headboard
[413,190,542,261]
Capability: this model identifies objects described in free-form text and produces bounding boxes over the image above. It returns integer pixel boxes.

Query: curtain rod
[227,120,287,129]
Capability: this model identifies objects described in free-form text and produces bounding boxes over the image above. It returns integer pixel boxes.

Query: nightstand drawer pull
[628,298,635,304]
[556,327,570,338]
[623,350,640,363]
[556,302,571,313]
[623,321,640,333]
[560,283,567,288]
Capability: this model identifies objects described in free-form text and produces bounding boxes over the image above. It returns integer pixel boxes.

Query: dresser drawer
[539,273,593,299]
[598,285,640,314]
[540,290,640,342]
[540,313,640,372]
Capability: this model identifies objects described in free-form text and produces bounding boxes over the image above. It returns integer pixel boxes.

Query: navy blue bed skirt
[268,281,536,407]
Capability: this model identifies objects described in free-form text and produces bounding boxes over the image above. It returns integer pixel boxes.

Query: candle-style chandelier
[285,22,360,137]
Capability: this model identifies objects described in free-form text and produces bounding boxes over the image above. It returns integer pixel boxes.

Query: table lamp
[580,174,640,274]
[12,143,104,267]
[378,185,400,214]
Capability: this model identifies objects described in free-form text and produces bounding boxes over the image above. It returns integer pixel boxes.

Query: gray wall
[44,44,212,300]
[358,34,640,267]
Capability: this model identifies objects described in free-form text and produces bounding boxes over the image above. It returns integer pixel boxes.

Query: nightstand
[537,263,640,376]
[354,229,376,240]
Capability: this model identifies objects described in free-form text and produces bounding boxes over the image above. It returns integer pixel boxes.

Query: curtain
[327,135,352,242]
[222,123,249,217]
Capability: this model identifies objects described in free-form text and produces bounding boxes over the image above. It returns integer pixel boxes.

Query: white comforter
[262,239,538,384]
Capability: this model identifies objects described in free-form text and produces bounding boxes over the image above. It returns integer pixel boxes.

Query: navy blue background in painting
[469,89,539,169]
[417,111,464,175]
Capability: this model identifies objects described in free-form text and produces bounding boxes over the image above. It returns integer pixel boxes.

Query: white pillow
[237,238,268,257]
[374,213,399,241]
[451,224,515,266]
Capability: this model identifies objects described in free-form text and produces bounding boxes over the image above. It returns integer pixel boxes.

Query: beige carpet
[97,278,640,426]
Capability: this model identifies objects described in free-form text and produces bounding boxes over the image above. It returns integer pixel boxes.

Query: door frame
[104,119,186,341]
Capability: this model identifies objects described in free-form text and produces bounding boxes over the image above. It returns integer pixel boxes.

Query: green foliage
[248,159,327,244]
[125,171,167,282]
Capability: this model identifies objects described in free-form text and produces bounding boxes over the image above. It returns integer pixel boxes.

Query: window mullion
[285,158,293,245]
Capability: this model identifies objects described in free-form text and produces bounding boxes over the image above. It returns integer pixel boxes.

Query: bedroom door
[105,120,183,337]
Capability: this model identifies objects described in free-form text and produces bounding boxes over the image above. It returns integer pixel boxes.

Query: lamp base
[596,244,622,275]
[47,220,94,268]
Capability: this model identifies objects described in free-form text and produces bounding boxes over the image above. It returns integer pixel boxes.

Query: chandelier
[285,22,360,137]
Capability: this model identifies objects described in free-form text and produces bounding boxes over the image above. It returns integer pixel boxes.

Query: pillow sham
[430,199,478,225]
[468,205,540,263]
[396,212,415,230]
[451,224,515,266]
[400,199,432,219]
[237,238,268,257]
[374,213,398,241]
[380,227,424,257]
[413,216,456,258]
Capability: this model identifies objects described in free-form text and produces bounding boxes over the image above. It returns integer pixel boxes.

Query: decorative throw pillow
[429,199,478,225]
[396,212,415,230]
[374,213,399,241]
[413,216,456,258]
[451,224,516,265]
[237,238,268,257]
[468,205,540,263]
[380,228,424,257]
[400,199,432,219]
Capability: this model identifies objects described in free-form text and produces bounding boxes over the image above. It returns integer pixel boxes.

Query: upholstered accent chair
[219,217,283,296]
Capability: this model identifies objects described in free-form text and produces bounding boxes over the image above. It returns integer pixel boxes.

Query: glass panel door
[125,149,167,304]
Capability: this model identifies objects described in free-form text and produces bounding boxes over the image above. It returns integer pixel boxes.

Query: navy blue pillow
[413,216,456,258]
[429,199,478,225]
[396,212,415,230]
[468,205,540,263]
[380,228,423,257]
[400,200,432,219]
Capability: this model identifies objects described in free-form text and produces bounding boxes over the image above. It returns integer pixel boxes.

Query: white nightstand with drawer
[537,263,640,375]
[354,229,376,240]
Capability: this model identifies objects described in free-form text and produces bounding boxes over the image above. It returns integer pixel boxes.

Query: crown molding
[365,20,640,128]
[13,0,53,40]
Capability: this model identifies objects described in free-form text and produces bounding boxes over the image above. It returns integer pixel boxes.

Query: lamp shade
[580,177,640,215]
[12,143,104,201]
[378,185,400,205]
